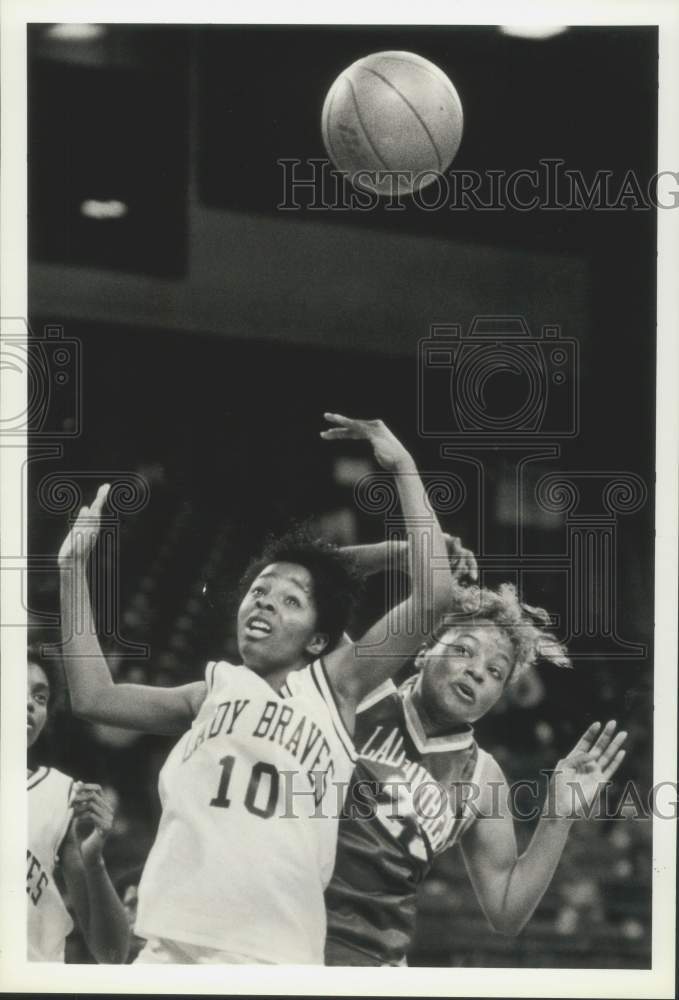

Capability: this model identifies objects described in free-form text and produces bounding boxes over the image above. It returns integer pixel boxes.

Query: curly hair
[430,582,571,681]
[27,641,65,709]
[238,526,364,654]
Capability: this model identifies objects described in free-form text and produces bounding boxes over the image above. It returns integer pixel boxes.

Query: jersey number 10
[210,754,279,819]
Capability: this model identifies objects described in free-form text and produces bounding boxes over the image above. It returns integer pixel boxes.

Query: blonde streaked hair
[429,582,571,681]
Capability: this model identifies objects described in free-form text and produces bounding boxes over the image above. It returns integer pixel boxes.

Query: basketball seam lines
[368,55,460,104]
[360,66,443,174]
[346,78,391,172]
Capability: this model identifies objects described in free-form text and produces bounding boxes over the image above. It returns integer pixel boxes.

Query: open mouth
[453,681,476,704]
[244,615,273,638]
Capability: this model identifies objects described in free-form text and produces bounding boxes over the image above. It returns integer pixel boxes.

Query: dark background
[27,24,656,967]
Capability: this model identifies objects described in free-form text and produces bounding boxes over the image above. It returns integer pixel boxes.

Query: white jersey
[135,659,356,964]
[27,767,74,961]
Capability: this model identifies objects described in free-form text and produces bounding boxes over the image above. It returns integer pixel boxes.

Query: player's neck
[259,659,305,693]
[410,677,468,738]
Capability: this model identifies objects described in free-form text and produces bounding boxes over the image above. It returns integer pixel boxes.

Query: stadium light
[80,199,128,220]
[44,24,106,42]
[499,25,568,39]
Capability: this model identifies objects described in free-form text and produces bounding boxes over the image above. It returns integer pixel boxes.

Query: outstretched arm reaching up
[59,485,206,735]
[320,412,457,725]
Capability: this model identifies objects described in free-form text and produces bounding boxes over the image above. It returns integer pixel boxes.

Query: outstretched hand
[550,720,627,819]
[320,413,413,472]
[57,484,110,568]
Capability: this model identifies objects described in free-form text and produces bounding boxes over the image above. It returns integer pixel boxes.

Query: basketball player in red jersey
[58,414,459,964]
[27,647,129,963]
[325,582,628,966]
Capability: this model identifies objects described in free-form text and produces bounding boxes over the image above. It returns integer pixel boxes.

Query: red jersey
[325,676,492,966]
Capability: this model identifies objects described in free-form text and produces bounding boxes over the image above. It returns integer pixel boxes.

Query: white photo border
[1,0,677,996]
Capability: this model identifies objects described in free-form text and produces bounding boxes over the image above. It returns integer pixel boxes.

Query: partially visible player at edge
[58,414,456,965]
[324,573,628,966]
[27,646,130,963]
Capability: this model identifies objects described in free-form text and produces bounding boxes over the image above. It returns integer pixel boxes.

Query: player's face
[27,662,50,748]
[236,562,327,674]
[417,624,514,725]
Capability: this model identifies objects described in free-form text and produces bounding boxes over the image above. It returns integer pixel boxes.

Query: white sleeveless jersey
[135,659,356,964]
[27,767,74,961]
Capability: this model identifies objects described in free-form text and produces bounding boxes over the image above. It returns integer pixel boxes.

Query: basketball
[321,50,464,196]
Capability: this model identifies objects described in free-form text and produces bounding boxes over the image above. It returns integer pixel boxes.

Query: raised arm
[342,534,478,584]
[60,783,130,963]
[321,413,456,715]
[59,485,206,735]
[460,721,627,936]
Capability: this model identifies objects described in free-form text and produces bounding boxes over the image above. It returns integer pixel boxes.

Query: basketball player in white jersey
[27,647,129,963]
[58,414,457,964]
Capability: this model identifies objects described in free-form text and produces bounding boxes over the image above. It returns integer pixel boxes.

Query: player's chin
[439,691,477,725]
[239,639,262,668]
[239,640,277,674]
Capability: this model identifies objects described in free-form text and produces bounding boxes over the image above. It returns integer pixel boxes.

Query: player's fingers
[79,510,102,530]
[571,721,601,753]
[320,428,358,440]
[590,720,618,758]
[323,412,356,427]
[598,730,627,770]
[74,801,112,822]
[89,483,110,517]
[446,537,474,573]
[72,792,103,808]
[459,547,478,581]
[75,802,111,827]
[601,749,626,781]
[86,801,113,823]
[71,790,104,808]
[73,801,99,819]
[71,789,92,802]
[72,800,104,818]
[324,412,384,436]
